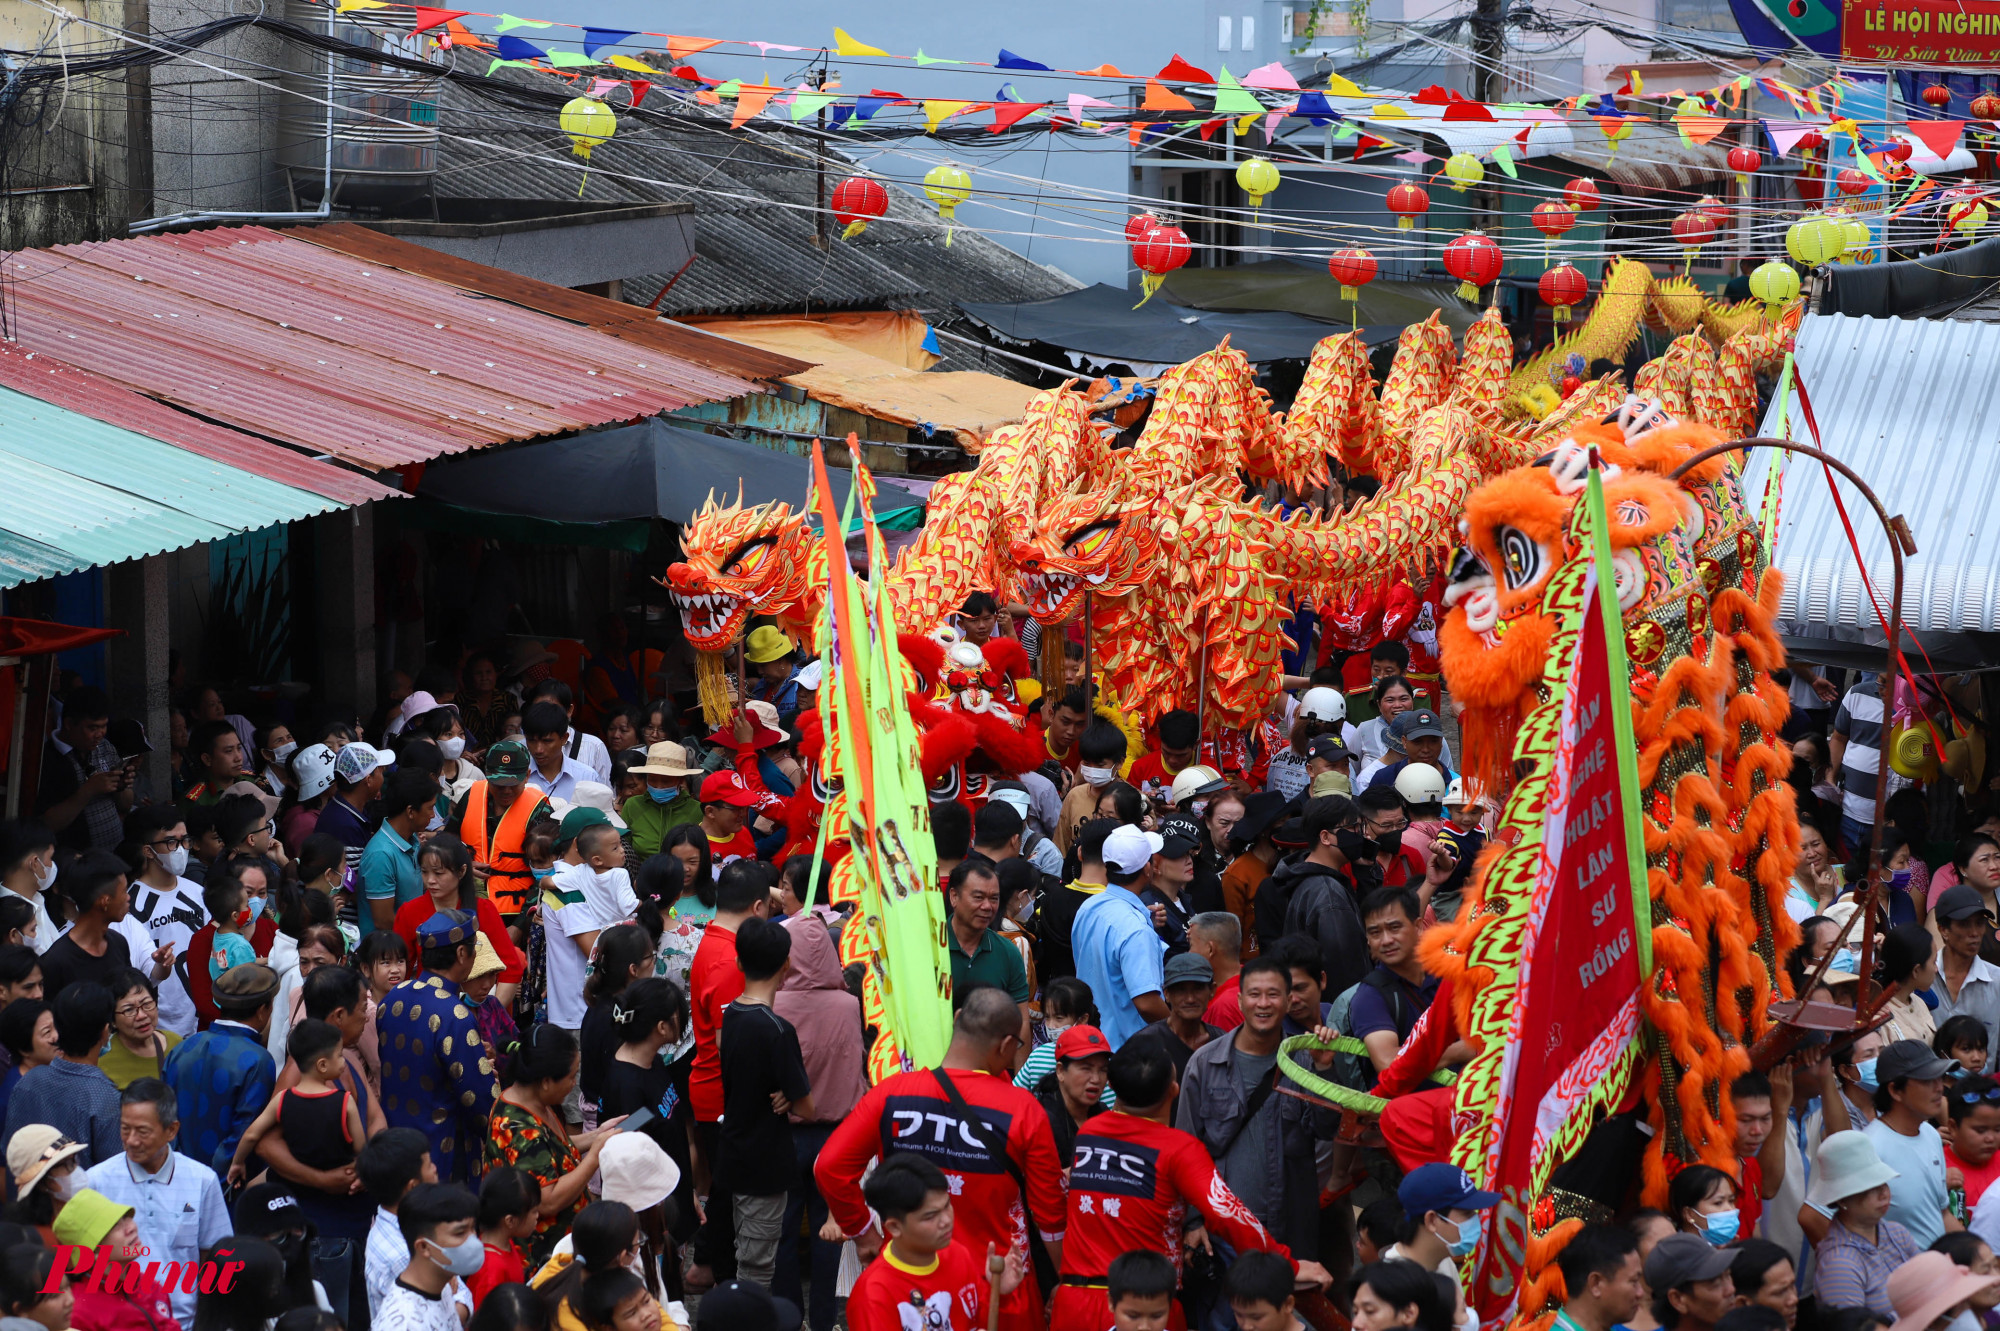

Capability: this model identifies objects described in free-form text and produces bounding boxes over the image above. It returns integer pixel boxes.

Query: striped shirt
[83,1150,231,1326]
[1814,1214,1920,1316]
[1833,680,1885,826]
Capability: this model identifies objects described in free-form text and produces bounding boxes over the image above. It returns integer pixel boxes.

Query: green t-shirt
[949,927,1030,1006]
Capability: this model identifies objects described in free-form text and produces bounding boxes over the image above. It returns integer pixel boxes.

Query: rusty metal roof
[1552,122,1732,195]
[0,226,767,470]
[0,344,398,506]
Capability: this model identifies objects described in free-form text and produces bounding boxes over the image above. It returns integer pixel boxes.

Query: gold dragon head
[1007,475,1163,623]
[661,491,816,651]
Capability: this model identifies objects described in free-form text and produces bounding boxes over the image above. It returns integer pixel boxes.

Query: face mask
[159,847,189,878]
[1334,830,1373,864]
[272,742,298,766]
[33,859,56,892]
[1697,1209,1740,1246]
[245,896,266,923]
[425,1234,486,1279]
[439,737,466,761]
[531,866,556,880]
[1856,1057,1880,1091]
[1891,869,1913,888]
[1441,1213,1482,1260]
[45,1171,76,1202]
[1080,766,1116,787]
[1374,831,1404,856]
[648,785,681,804]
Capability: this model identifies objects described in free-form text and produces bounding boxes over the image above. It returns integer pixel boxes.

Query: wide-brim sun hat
[1808,1129,1899,1209]
[1888,1250,2000,1331]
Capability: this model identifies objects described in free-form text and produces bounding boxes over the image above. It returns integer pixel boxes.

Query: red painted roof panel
[0,226,760,470]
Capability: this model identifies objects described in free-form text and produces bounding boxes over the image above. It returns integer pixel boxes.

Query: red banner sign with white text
[1843,0,2000,64]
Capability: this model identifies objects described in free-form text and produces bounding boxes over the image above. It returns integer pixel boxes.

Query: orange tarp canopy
[685,312,1038,446]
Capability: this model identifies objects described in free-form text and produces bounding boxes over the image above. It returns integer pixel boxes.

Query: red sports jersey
[817,1067,1067,1331]
[1050,1112,1289,1331]
[688,922,743,1122]
[1125,751,1182,804]
[848,1241,991,1331]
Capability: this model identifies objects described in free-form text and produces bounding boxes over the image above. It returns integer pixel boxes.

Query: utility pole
[1471,0,1507,264]
[813,63,830,248]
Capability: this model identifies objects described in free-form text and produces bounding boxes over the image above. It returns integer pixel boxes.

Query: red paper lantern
[1327,246,1378,300]
[1923,83,1953,108]
[1694,194,1727,224]
[1797,129,1825,156]
[1386,182,1430,231]
[1124,212,1161,242]
[1884,139,1913,163]
[1132,223,1191,305]
[1539,263,1588,322]
[1531,201,1576,238]
[831,175,889,239]
[1672,209,1717,248]
[1442,231,1502,301]
[1836,167,1869,196]
[1728,145,1763,190]
[1973,93,2000,121]
[1563,177,1601,212]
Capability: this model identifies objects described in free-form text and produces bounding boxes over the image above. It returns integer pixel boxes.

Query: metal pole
[814,66,828,248]
[1671,435,1914,1031]
[3,656,23,820]
[1196,628,1209,739]
[1081,592,1093,701]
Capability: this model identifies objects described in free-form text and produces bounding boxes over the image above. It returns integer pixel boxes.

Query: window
[1241,15,1256,47]
[1218,16,1233,50]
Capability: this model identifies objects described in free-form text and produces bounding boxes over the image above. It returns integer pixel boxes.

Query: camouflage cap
[486,739,531,784]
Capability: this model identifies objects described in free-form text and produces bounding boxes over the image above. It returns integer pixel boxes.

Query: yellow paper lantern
[1747,260,1800,310]
[1785,215,1843,267]
[1839,216,1870,262]
[923,163,973,247]
[1951,200,1990,234]
[1236,157,1281,209]
[560,96,616,160]
[1444,151,1485,193]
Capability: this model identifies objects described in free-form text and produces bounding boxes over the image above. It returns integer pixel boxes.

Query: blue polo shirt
[356,822,422,936]
[1071,882,1166,1049]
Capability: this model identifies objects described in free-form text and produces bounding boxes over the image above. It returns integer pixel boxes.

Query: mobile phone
[618,1107,657,1135]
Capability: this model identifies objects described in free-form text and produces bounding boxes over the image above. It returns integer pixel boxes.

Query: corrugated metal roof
[430,90,1080,321]
[1552,122,1731,194]
[0,227,763,470]
[1747,313,2000,633]
[0,384,376,589]
[0,344,398,506]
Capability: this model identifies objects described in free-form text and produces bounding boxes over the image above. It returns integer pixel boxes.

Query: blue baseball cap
[1398,1163,1501,1220]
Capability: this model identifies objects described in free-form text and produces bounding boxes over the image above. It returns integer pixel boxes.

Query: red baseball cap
[699,771,759,808]
[1054,1025,1110,1061]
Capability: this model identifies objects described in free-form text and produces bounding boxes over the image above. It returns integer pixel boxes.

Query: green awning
[0,386,376,589]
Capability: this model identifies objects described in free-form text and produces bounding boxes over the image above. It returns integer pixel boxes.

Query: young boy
[845,1152,1022,1331]
[1947,1073,2000,1213]
[470,1165,542,1305]
[204,873,258,981]
[1356,1197,1405,1267]
[225,1019,365,1195]
[1107,1250,1176,1331]
[377,1182,481,1331]
[1227,1251,1308,1331]
[360,1126,452,1322]
[716,916,814,1291]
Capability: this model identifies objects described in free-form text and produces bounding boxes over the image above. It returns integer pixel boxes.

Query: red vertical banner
[1465,464,1652,1326]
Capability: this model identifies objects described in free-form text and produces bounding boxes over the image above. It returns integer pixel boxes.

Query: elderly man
[82,1078,230,1327]
[377,910,497,1183]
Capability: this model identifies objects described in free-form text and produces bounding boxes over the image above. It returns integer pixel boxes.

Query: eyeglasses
[1958,1086,2000,1104]
[114,999,157,1020]
[148,836,188,851]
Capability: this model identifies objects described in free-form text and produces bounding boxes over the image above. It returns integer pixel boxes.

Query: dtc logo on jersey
[1069,1137,1159,1199]
[882,1097,1013,1173]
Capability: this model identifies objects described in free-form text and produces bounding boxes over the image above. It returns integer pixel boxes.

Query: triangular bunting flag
[1263,110,1285,141]
[582,28,636,56]
[1197,118,1223,141]
[606,55,653,74]
[485,58,533,74]
[1410,85,1453,104]
[914,51,959,66]
[1906,120,1964,160]
[494,14,550,31]
[547,50,598,67]
[1157,55,1214,83]
[494,35,546,62]
[1066,93,1112,121]
[1353,133,1384,160]
[1764,120,1822,157]
[1369,103,1411,119]
[997,49,1051,70]
[732,85,778,128]
[1242,61,1300,91]
[923,100,974,132]
[1323,73,1364,97]
[990,101,1047,132]
[335,0,387,12]
[441,19,487,48]
[626,80,651,108]
[1441,100,1494,121]
[1074,63,1131,78]
[835,28,887,57]
[790,86,836,120]
[1211,68,1262,115]
[410,7,466,32]
[1294,91,1339,124]
[667,36,720,62]
[1142,80,1196,112]
[1678,115,1729,145]
[1490,143,1518,177]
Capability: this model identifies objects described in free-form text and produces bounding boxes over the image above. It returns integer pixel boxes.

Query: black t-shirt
[39,928,133,998]
[599,1053,696,1237]
[715,1001,811,1196]
[579,1001,618,1106]
[1123,1018,1225,1084]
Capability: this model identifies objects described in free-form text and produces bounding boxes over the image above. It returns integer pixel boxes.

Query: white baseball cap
[333,741,394,786]
[1103,825,1164,874]
[1298,687,1346,723]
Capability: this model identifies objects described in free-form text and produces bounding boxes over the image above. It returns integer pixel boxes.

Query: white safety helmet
[1169,764,1231,806]
[1393,765,1449,807]
[1442,776,1466,807]
[292,743,337,801]
[1298,687,1346,724]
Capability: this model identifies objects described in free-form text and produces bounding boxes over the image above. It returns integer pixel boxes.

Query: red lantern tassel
[1456,279,1479,300]
[1397,217,1413,231]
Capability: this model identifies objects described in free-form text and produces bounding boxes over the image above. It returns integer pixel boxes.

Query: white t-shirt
[540,861,626,1029]
[569,729,613,784]
[128,876,209,1038]
[1864,1117,1951,1246]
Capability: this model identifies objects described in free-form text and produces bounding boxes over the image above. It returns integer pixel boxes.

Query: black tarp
[957,283,1373,366]
[1821,234,2000,319]
[416,417,925,524]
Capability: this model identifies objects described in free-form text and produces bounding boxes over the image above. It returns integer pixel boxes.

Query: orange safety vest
[462,781,546,915]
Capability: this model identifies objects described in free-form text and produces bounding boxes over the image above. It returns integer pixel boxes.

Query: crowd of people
[0,591,1993,1331]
